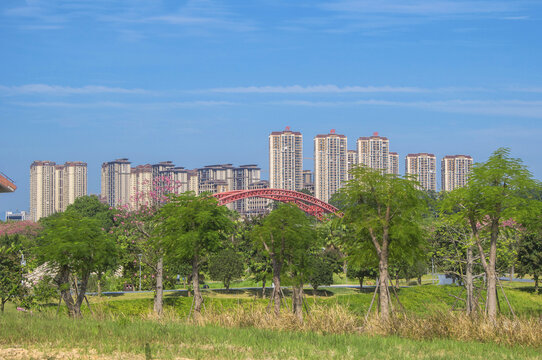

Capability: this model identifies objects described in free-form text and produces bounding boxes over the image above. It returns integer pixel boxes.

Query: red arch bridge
[213,188,342,220]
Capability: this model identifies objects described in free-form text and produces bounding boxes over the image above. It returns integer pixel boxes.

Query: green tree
[337,166,428,321]
[36,210,118,317]
[307,248,342,290]
[516,198,542,294]
[252,204,315,318]
[208,248,244,290]
[157,193,234,313]
[451,148,538,321]
[68,196,115,296]
[0,242,24,312]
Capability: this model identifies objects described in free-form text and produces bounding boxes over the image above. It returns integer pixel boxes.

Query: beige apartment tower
[101,158,132,208]
[441,155,473,192]
[347,150,358,180]
[357,133,390,173]
[314,130,348,202]
[269,127,303,191]
[405,153,437,192]
[388,152,399,175]
[30,160,87,221]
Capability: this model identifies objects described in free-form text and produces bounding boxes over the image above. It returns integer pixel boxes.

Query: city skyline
[2,1,542,216]
[2,126,538,216]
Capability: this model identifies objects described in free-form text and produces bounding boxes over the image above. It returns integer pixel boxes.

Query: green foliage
[158,193,234,263]
[337,166,429,269]
[306,250,339,290]
[0,241,25,311]
[208,248,245,290]
[36,211,118,277]
[252,204,317,285]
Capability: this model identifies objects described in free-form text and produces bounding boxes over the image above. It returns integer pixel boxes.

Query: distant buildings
[101,158,131,208]
[302,170,314,194]
[357,133,390,173]
[388,152,399,175]
[314,130,348,203]
[5,211,30,221]
[269,127,303,191]
[405,153,437,192]
[441,155,474,192]
[347,150,358,180]
[30,160,87,221]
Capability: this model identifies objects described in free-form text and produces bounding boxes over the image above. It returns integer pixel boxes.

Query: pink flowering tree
[113,175,182,315]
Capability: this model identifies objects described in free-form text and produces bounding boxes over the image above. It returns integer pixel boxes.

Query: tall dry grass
[182,304,542,348]
[87,302,542,348]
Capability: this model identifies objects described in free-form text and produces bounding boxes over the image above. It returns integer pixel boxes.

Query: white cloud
[271,99,542,118]
[205,85,428,94]
[0,84,148,96]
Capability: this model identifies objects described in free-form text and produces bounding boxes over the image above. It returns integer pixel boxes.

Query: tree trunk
[58,266,78,317]
[465,245,475,315]
[395,271,400,289]
[272,261,282,316]
[153,256,164,315]
[97,273,103,297]
[378,248,390,321]
[486,221,499,322]
[292,284,304,321]
[192,256,203,313]
[359,276,364,291]
[69,271,90,317]
[1,299,5,313]
[509,264,514,282]
[417,276,422,285]
[261,278,266,298]
[534,275,539,294]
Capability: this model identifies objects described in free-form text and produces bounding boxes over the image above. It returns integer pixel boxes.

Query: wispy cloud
[204,85,427,94]
[3,0,257,34]
[271,99,542,118]
[0,84,148,96]
[11,100,235,108]
[319,1,518,16]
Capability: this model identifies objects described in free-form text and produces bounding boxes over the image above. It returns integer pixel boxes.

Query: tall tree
[252,204,315,318]
[0,242,25,312]
[337,166,428,321]
[36,210,118,317]
[157,193,234,313]
[452,148,537,321]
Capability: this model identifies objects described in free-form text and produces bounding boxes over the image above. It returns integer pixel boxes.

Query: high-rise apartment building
[405,153,437,192]
[247,180,270,216]
[61,162,87,211]
[347,150,358,180]
[388,152,399,175]
[130,164,153,208]
[197,164,235,193]
[441,155,473,192]
[357,132,390,173]
[269,127,303,191]
[30,160,87,221]
[233,165,261,214]
[30,161,56,221]
[314,130,348,202]
[302,170,314,194]
[101,158,131,208]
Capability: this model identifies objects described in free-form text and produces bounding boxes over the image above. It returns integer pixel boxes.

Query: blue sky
[1,0,542,215]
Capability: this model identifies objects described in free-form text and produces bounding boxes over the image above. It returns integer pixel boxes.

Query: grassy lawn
[77,283,542,319]
[1,311,540,360]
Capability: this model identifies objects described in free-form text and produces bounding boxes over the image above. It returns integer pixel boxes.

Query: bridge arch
[213,188,342,220]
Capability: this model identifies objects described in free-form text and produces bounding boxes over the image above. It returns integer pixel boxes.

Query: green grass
[73,283,542,319]
[1,311,540,359]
